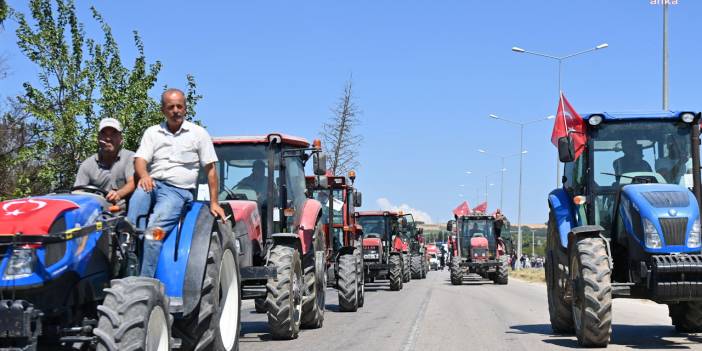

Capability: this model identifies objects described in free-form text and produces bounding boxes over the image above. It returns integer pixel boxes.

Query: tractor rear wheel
[493,256,509,285]
[95,277,172,351]
[174,230,241,351]
[266,244,303,340]
[338,254,359,312]
[410,255,422,279]
[450,257,463,285]
[356,251,365,308]
[669,301,702,332]
[570,237,612,347]
[546,211,574,334]
[403,254,411,283]
[301,223,326,329]
[389,255,403,291]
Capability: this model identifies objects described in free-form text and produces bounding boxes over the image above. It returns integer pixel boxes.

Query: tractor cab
[457,215,497,261]
[357,211,401,261]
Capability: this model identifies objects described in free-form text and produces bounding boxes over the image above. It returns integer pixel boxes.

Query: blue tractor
[547,111,702,347]
[0,185,241,351]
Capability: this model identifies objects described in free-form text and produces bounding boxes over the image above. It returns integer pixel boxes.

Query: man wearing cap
[74,118,135,206]
[128,88,226,277]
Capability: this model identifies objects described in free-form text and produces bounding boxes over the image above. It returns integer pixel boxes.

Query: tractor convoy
[5,109,702,350]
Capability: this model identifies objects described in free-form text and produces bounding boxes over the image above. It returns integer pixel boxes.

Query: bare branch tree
[321,77,362,175]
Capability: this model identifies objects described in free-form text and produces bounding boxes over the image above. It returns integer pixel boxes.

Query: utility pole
[662,3,669,110]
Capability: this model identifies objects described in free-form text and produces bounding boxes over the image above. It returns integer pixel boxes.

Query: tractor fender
[295,198,323,255]
[548,188,577,249]
[392,235,404,252]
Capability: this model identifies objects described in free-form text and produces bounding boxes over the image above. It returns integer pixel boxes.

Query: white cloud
[376,198,433,224]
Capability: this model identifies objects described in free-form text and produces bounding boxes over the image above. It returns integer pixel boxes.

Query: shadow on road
[240,321,274,342]
[510,324,702,349]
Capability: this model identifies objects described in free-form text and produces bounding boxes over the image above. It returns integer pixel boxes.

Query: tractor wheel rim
[145,306,169,351]
[218,250,239,350]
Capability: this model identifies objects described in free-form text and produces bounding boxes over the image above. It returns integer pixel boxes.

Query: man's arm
[206,162,226,222]
[107,176,136,203]
[73,162,90,187]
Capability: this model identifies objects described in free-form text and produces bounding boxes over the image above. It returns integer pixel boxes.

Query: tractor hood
[363,237,382,248]
[0,195,104,235]
[470,236,489,249]
[620,183,700,253]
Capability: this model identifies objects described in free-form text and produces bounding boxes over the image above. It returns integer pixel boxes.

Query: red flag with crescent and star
[472,202,488,214]
[453,201,471,217]
[0,198,79,235]
[551,92,587,160]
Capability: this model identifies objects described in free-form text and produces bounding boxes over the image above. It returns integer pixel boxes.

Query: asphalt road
[239,270,702,351]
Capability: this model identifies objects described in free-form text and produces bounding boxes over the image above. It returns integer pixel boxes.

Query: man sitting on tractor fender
[128,88,226,277]
[74,117,136,208]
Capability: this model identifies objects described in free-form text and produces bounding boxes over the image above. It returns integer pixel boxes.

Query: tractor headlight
[644,218,662,249]
[688,219,702,248]
[3,248,36,279]
[681,112,696,123]
[588,114,603,126]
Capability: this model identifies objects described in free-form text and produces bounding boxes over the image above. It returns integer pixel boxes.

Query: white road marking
[401,287,432,351]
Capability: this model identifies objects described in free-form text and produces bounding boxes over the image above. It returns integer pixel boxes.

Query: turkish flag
[453,201,471,217]
[473,202,488,214]
[551,92,587,160]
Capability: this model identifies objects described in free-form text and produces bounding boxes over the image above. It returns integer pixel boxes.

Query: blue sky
[1,1,700,224]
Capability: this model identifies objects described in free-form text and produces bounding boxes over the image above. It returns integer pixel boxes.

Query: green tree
[11,0,200,195]
[0,0,8,24]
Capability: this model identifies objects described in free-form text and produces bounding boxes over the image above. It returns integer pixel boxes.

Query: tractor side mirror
[446,221,453,232]
[314,152,327,176]
[558,136,575,163]
[418,227,424,235]
[354,191,362,207]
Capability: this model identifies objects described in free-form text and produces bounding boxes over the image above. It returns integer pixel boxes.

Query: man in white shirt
[128,88,226,277]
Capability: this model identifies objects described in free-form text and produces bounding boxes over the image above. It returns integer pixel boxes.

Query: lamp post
[477,149,526,210]
[511,43,608,188]
[488,114,554,269]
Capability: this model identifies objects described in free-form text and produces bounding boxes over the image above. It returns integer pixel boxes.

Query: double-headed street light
[511,43,609,188]
[488,114,554,267]
[477,149,526,210]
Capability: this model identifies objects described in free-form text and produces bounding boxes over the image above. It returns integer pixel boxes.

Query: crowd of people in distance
[508,253,544,270]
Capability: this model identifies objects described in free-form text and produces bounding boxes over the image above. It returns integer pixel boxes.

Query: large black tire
[95,277,172,351]
[545,211,574,334]
[669,302,702,332]
[265,244,303,340]
[337,254,359,312]
[421,259,428,279]
[450,257,463,285]
[570,237,612,347]
[300,223,326,329]
[254,298,266,313]
[410,255,422,279]
[493,256,509,285]
[403,254,411,283]
[356,251,365,308]
[389,254,403,291]
[174,230,241,351]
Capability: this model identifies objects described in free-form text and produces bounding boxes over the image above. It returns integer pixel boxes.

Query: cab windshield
[358,216,393,240]
[314,188,345,250]
[590,121,695,233]
[460,219,494,254]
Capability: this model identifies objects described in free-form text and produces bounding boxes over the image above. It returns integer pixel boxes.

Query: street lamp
[477,149,526,210]
[488,114,554,269]
[511,43,608,188]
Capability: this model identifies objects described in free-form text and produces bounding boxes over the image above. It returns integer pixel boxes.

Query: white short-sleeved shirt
[135,120,218,189]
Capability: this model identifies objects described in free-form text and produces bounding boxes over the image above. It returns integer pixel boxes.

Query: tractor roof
[582,110,697,121]
[212,133,310,148]
[357,210,400,217]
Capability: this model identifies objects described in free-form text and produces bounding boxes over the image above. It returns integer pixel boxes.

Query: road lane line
[401,287,432,351]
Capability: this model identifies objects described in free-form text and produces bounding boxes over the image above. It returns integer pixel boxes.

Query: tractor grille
[643,191,689,208]
[659,218,688,246]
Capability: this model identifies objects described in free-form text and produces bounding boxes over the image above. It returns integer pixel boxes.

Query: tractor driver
[235,159,268,202]
[74,118,135,208]
[613,139,652,181]
[128,88,226,278]
[469,222,482,237]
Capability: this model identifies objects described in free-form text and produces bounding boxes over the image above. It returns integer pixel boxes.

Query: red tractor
[357,211,407,290]
[426,244,440,270]
[446,211,509,285]
[201,134,328,339]
[306,170,365,312]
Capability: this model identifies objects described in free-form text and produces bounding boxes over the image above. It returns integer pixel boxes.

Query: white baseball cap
[99,118,123,132]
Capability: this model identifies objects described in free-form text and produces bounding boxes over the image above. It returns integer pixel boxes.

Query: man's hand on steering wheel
[106,190,121,203]
[71,185,108,196]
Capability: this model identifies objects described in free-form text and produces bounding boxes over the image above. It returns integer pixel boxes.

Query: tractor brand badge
[669,209,678,217]
[2,199,47,216]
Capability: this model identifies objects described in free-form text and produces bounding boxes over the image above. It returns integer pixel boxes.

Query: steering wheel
[71,185,109,197]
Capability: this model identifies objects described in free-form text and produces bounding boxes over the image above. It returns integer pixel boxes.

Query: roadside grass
[510,268,545,283]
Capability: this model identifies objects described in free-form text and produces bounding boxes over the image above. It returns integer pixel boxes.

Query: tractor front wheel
[450,257,463,285]
[570,237,612,347]
[266,244,303,339]
[338,254,359,312]
[301,223,326,329]
[389,255,403,291]
[493,256,509,285]
[669,301,702,332]
[410,255,422,279]
[546,211,574,334]
[403,254,411,283]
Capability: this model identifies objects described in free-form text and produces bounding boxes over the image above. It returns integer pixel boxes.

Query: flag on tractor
[453,201,471,217]
[472,202,488,214]
[551,92,587,160]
